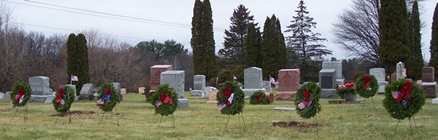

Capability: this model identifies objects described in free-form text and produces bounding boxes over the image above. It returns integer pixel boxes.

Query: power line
[3,0,226,31]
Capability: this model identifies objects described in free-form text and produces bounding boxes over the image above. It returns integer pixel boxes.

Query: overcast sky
[4,0,437,60]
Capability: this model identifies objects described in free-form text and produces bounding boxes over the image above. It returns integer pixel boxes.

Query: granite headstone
[161,70,188,108]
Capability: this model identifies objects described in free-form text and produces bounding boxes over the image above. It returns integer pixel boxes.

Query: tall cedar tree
[285,0,331,82]
[191,0,217,83]
[379,0,410,76]
[261,15,287,79]
[66,33,90,95]
[430,3,438,81]
[408,1,424,80]
[218,5,256,68]
[245,23,262,68]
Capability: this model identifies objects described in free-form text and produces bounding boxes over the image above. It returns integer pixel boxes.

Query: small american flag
[71,75,78,82]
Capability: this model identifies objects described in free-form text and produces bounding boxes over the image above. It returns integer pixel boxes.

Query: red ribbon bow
[257,93,263,103]
[304,89,311,106]
[346,82,354,88]
[104,88,111,95]
[15,88,25,102]
[395,80,412,103]
[159,93,173,105]
[222,87,232,105]
[363,74,372,89]
[55,88,64,105]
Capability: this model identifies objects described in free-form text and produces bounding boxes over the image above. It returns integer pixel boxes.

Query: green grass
[1,92,438,140]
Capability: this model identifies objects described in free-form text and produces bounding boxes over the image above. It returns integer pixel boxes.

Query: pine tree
[66,33,77,83]
[285,0,332,61]
[430,3,438,81]
[76,33,90,93]
[407,0,423,80]
[261,15,287,79]
[244,23,262,68]
[379,0,410,75]
[285,0,331,82]
[191,0,217,83]
[218,5,256,68]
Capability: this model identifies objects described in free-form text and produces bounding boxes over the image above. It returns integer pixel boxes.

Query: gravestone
[275,69,300,100]
[396,62,405,80]
[78,83,94,100]
[319,69,337,98]
[150,65,173,93]
[432,98,438,104]
[191,75,205,96]
[201,86,216,99]
[0,92,4,100]
[121,88,127,95]
[111,82,123,101]
[242,67,265,97]
[28,76,55,103]
[262,81,272,91]
[138,87,145,94]
[421,67,437,98]
[207,89,218,104]
[322,61,343,85]
[369,68,388,94]
[160,70,188,108]
[4,91,11,101]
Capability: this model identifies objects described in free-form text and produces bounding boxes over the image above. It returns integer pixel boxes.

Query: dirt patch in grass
[0,108,13,112]
[49,111,99,117]
[270,121,327,128]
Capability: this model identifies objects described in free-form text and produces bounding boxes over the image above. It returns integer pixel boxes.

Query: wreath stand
[224,113,247,131]
[156,115,175,130]
[391,117,421,139]
[98,107,120,126]
[53,110,72,124]
[10,105,28,122]
[361,97,376,109]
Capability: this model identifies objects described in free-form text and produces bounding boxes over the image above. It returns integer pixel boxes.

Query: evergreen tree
[66,33,78,83]
[191,0,217,83]
[430,3,438,81]
[407,0,423,80]
[285,0,332,61]
[285,0,331,82]
[66,33,90,95]
[261,15,287,79]
[218,4,256,68]
[244,23,262,68]
[379,0,410,75]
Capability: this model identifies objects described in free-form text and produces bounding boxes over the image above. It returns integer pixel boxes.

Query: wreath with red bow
[96,83,120,112]
[383,79,425,120]
[150,84,178,116]
[355,74,378,98]
[294,82,321,119]
[249,90,270,104]
[217,81,245,115]
[10,81,32,107]
[52,86,75,112]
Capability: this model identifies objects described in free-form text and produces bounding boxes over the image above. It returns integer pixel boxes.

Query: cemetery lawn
[1,93,438,140]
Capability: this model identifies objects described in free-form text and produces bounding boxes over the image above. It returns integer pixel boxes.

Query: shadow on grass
[270,121,328,128]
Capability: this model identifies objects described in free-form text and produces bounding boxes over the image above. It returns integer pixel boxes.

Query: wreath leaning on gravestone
[52,86,75,113]
[10,81,32,107]
[217,81,245,115]
[355,74,378,98]
[383,79,425,120]
[294,82,322,119]
[150,84,178,116]
[249,90,270,105]
[96,83,120,112]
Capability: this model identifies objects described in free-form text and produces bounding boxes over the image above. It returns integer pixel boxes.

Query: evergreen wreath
[249,90,270,104]
[216,81,245,115]
[355,74,378,98]
[96,83,120,112]
[294,82,321,119]
[150,84,178,116]
[10,81,32,107]
[383,79,425,120]
[336,82,355,99]
[52,86,75,112]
